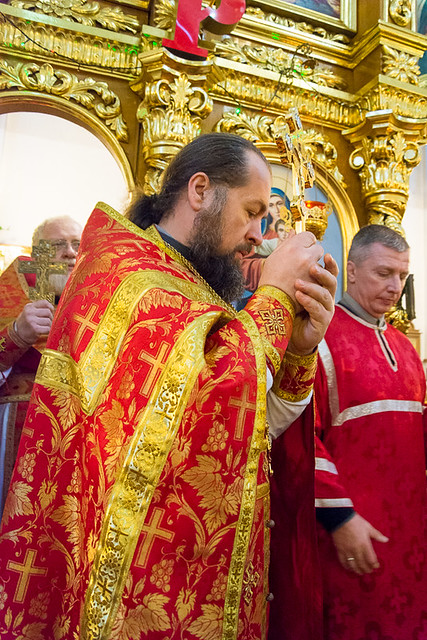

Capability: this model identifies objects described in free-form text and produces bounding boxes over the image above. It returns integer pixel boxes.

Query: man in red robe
[0,216,82,514]
[0,133,337,640]
[314,224,427,640]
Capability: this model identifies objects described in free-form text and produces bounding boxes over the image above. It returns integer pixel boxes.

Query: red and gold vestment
[0,258,46,511]
[0,204,311,640]
[315,304,427,640]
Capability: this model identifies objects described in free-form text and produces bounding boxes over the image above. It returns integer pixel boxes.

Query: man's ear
[347,260,356,284]
[187,172,211,211]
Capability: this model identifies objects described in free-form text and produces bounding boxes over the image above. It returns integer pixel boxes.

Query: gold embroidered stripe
[82,311,222,640]
[36,271,231,415]
[222,309,268,640]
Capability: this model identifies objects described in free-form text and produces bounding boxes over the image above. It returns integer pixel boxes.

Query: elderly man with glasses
[0,215,82,515]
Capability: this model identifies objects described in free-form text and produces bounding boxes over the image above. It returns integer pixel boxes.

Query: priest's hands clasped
[258,230,338,356]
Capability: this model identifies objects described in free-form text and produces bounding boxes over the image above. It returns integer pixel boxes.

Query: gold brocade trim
[222,309,268,640]
[98,202,237,316]
[82,312,223,640]
[261,337,281,376]
[36,270,233,415]
[12,257,30,298]
[273,349,318,402]
[262,490,271,639]
[285,349,318,369]
[255,286,296,321]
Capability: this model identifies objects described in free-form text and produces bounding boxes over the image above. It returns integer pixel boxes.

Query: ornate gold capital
[343,110,427,230]
[131,49,214,193]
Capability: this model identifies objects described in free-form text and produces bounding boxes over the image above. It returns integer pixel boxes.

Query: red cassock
[315,304,427,640]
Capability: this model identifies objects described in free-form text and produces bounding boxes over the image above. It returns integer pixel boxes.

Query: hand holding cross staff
[258,108,338,354]
[15,239,68,345]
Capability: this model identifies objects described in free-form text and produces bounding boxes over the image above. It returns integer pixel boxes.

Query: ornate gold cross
[18,240,68,305]
[275,107,315,232]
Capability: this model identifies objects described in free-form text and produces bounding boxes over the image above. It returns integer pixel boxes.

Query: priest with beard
[0,133,337,640]
[0,215,82,515]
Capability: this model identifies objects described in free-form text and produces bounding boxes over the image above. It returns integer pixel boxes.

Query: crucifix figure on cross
[18,239,68,305]
[275,107,315,232]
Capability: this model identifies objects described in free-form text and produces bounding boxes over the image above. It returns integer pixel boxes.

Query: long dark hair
[127,133,269,229]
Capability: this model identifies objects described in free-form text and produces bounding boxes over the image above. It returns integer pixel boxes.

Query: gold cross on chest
[275,107,315,232]
[135,507,174,568]
[7,549,47,603]
[19,240,68,305]
[229,384,257,441]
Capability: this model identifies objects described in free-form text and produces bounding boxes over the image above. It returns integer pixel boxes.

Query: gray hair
[348,224,409,265]
[32,215,81,246]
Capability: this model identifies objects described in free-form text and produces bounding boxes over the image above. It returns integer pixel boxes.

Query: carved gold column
[343,110,427,233]
[131,48,214,193]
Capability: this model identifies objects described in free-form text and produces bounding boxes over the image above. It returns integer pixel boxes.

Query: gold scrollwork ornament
[0,58,128,141]
[10,0,140,33]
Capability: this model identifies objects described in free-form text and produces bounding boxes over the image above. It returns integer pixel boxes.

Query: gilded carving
[349,131,421,229]
[215,111,345,187]
[382,45,420,85]
[389,0,412,27]
[0,58,128,141]
[151,0,350,43]
[214,36,348,90]
[362,85,427,121]
[0,19,140,74]
[10,0,140,34]
[385,305,411,334]
[212,70,357,126]
[153,0,175,30]
[134,56,213,193]
[244,7,351,43]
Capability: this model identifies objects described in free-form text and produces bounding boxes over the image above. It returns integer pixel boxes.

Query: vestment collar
[338,292,387,330]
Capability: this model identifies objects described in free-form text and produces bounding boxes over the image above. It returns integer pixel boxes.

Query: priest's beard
[49,272,70,297]
[187,187,249,304]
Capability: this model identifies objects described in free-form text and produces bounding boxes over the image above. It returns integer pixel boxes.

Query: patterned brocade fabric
[273,350,318,401]
[0,204,298,640]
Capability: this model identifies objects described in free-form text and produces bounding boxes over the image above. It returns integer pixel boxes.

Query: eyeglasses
[50,240,80,252]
